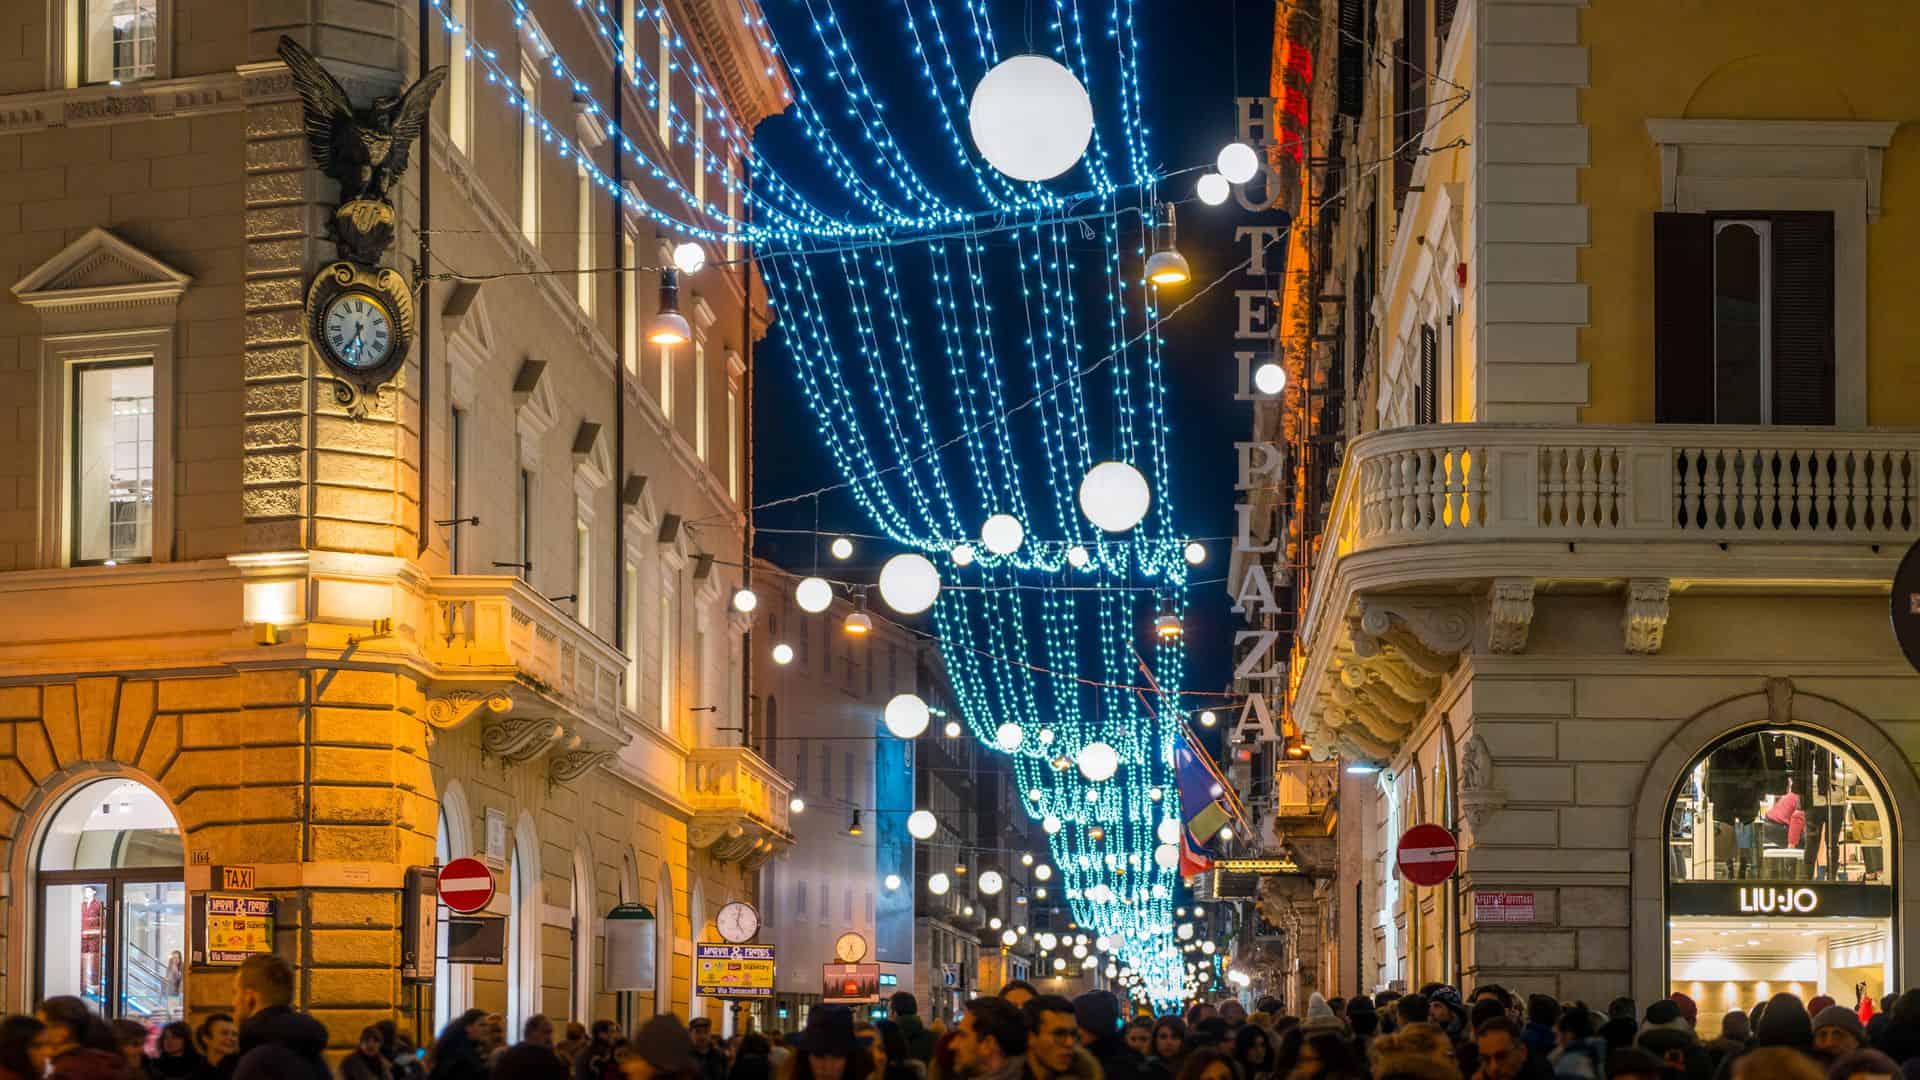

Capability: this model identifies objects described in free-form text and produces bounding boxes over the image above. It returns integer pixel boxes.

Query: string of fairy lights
[418,0,1366,1007]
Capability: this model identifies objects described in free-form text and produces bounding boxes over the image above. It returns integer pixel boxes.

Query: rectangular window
[574,519,591,628]
[1393,0,1427,209]
[519,59,540,243]
[796,880,807,915]
[726,383,739,502]
[623,235,638,375]
[517,469,534,581]
[1415,323,1438,425]
[82,0,157,85]
[693,89,706,207]
[659,587,676,732]
[818,882,828,926]
[450,406,467,572]
[820,745,832,798]
[624,562,640,711]
[694,341,707,460]
[842,888,852,923]
[725,164,740,263]
[577,163,595,316]
[71,360,153,565]
[1653,211,1835,425]
[656,11,673,144]
[794,742,808,791]
[659,344,674,419]
[449,0,471,152]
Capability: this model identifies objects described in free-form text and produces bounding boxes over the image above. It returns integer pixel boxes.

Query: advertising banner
[697,943,776,998]
[823,962,881,1004]
[205,895,275,965]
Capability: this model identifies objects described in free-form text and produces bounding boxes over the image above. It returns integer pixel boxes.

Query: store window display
[35,778,186,1023]
[1668,729,1887,883]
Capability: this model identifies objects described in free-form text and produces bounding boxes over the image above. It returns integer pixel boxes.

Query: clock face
[835,931,868,963]
[321,292,395,371]
[716,901,759,943]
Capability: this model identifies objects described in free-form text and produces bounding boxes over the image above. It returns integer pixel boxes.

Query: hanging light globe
[1144,248,1191,287]
[1195,172,1230,206]
[967,54,1093,182]
[1254,360,1287,395]
[731,587,758,613]
[1199,710,1219,728]
[950,543,976,567]
[1154,843,1180,870]
[1147,786,1164,802]
[1072,944,1090,959]
[830,537,854,560]
[1020,852,1035,866]
[1154,610,1184,641]
[795,576,833,613]
[1217,141,1260,185]
[772,643,794,665]
[1156,818,1181,846]
[981,513,1025,555]
[988,916,1002,930]
[1066,544,1091,569]
[1177,923,1195,941]
[906,810,939,840]
[995,722,1025,751]
[1201,940,1216,955]
[884,693,931,739]
[671,241,708,275]
[944,720,963,738]
[1033,864,1053,882]
[1053,957,1067,971]
[927,872,950,896]
[790,796,806,813]
[1042,814,1061,835]
[1184,541,1207,566]
[877,553,941,614]
[1002,929,1019,947]
[1078,461,1151,533]
[884,873,902,890]
[979,870,1005,895]
[1075,741,1120,782]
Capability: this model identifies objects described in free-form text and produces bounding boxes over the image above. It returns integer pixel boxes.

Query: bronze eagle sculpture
[277,35,448,205]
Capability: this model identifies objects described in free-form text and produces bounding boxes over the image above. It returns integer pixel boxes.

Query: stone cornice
[668,0,792,133]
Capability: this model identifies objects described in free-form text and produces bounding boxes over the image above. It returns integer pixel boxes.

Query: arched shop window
[1666,727,1895,1038]
[36,777,186,1023]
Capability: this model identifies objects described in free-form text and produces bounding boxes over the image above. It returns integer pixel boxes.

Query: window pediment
[11,228,191,327]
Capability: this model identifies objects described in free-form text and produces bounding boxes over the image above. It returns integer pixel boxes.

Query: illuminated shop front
[1666,728,1893,1035]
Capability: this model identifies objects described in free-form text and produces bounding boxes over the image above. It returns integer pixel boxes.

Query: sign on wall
[823,962,881,1004]
[205,895,275,965]
[696,943,776,998]
[1473,892,1536,924]
[1668,882,1893,919]
[604,904,658,991]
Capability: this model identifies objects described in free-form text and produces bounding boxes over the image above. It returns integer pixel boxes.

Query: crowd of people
[7,967,1918,1080]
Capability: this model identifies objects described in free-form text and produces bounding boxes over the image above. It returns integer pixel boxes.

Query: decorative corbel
[1766,676,1795,724]
[1487,578,1535,655]
[548,746,617,787]
[426,689,513,730]
[1359,596,1474,656]
[481,717,565,763]
[1623,578,1671,654]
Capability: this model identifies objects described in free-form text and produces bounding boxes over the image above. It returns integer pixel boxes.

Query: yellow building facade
[1270,0,1920,1006]
[0,0,790,1046]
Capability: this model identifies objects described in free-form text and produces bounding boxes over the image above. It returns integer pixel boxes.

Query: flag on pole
[1174,735,1230,879]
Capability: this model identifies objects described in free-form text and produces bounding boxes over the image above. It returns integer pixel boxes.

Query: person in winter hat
[1813,1008,1865,1063]
[1428,988,1469,1040]
[1705,1012,1750,1065]
[1671,996,1700,1031]
[1713,993,1819,1080]
[1549,1009,1606,1080]
[1301,996,1344,1038]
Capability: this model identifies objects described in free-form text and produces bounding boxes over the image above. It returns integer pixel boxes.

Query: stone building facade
[0,0,790,1046]
[1267,0,1920,1007]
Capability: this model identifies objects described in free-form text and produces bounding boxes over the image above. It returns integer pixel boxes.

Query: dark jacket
[1521,1024,1557,1064]
[493,1044,569,1080]
[232,1007,331,1080]
[895,1017,935,1065]
[572,1041,619,1080]
[1085,1034,1170,1080]
[339,1051,394,1080]
[731,1053,773,1080]
[692,1046,729,1080]
[428,1044,490,1080]
[147,1052,206,1079]
[50,1048,132,1080]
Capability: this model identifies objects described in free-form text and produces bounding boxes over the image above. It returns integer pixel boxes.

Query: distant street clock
[304,262,416,410]
[834,931,869,963]
[715,900,760,943]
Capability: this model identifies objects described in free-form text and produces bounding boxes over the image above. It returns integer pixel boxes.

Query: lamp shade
[1078,461,1151,533]
[884,693,931,739]
[967,54,1093,182]
[877,553,941,614]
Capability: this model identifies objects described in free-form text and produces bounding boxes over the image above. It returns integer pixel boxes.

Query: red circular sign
[1396,824,1458,886]
[438,857,496,914]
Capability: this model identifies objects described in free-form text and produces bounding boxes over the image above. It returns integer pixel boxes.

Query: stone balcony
[1292,424,1919,763]
[686,745,794,867]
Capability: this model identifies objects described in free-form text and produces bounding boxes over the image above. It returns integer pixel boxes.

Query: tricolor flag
[1173,735,1231,880]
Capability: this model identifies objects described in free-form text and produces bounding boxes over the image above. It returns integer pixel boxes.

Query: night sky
[751,0,1279,702]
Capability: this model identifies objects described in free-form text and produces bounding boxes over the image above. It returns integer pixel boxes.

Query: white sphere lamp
[1156,818,1180,846]
[1154,843,1179,870]
[884,693,931,739]
[731,587,758,614]
[950,543,976,567]
[967,54,1093,182]
[877,553,941,614]
[981,513,1025,555]
[979,870,1004,895]
[1078,461,1151,533]
[995,722,1025,751]
[671,241,707,275]
[771,643,794,665]
[906,810,939,840]
[927,872,950,896]
[1196,173,1230,206]
[1217,141,1260,185]
[795,576,833,614]
[1254,361,1287,395]
[1075,741,1119,783]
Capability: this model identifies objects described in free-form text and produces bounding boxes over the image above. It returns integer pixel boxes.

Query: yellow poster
[206,895,275,965]
[695,943,775,997]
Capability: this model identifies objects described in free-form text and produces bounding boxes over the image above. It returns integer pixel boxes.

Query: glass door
[40,874,185,1022]
[119,881,186,1022]
[40,878,111,1013]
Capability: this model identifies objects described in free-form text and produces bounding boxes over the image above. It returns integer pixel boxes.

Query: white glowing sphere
[1154,843,1180,870]
[1038,728,1055,745]
[944,721,963,738]
[877,553,941,615]
[831,537,854,560]
[1219,825,1234,841]
[1156,819,1181,846]
[884,693,932,739]
[979,870,1004,895]
[1177,923,1195,941]
[1147,786,1164,802]
[1104,964,1118,978]
[1196,173,1230,206]
[790,796,806,813]
[1078,461,1151,533]
[1254,361,1287,395]
[1066,544,1091,569]
[981,513,1025,555]
[1021,852,1035,866]
[732,587,758,613]
[772,643,794,665]
[1073,944,1089,959]
[1217,141,1260,185]
[1201,940,1216,955]
[906,810,939,840]
[1042,814,1061,835]
[967,54,1093,183]
[1053,957,1067,971]
[1199,710,1218,728]
[928,872,950,895]
[1034,864,1053,881]
[795,576,833,613]
[1002,929,1020,947]
[1075,741,1120,782]
[1183,541,1207,565]
[995,723,1025,751]
[672,241,708,275]
[950,543,976,567]
[884,873,902,890]
[989,916,1003,930]
[1026,789,1043,803]
[1096,935,1114,951]
[1040,933,1058,950]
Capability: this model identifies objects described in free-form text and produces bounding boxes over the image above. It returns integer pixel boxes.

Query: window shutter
[1436,0,1458,46]
[1653,212,1716,423]
[1417,323,1439,424]
[1769,211,1836,425]
[1337,0,1365,117]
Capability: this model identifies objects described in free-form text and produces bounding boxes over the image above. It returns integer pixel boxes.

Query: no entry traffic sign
[438,857,496,914]
[1396,823,1458,886]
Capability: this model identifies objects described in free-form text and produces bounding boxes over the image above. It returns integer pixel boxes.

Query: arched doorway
[35,776,185,1021]
[1663,725,1895,1033]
